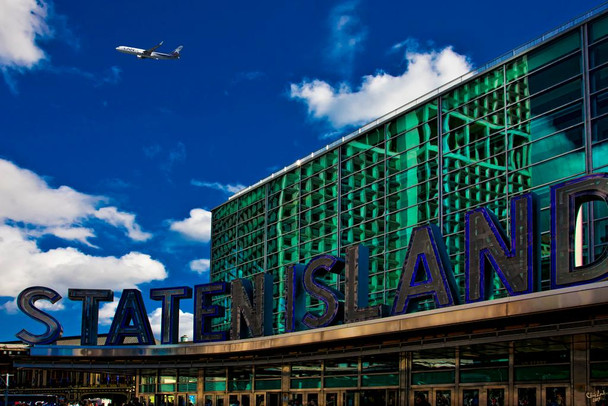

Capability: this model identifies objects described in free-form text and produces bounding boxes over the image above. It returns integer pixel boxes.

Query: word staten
[15,173,608,346]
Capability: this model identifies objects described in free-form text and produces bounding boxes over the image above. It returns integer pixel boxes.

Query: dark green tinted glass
[591,362,608,379]
[514,365,570,381]
[324,376,358,388]
[290,378,321,389]
[361,374,399,387]
[254,380,281,390]
[592,65,608,92]
[460,368,509,383]
[526,53,581,95]
[411,371,455,385]
[527,30,580,71]
[590,14,608,43]
[591,39,608,68]
[204,381,226,392]
[593,90,608,117]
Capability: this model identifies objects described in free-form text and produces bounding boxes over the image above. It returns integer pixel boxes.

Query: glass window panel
[529,150,585,187]
[593,140,608,169]
[591,15,608,43]
[529,79,582,118]
[460,368,508,383]
[361,374,398,387]
[443,69,504,110]
[324,376,358,388]
[291,362,321,377]
[290,378,321,389]
[591,39,608,69]
[411,371,455,385]
[514,338,570,364]
[591,362,608,379]
[254,380,281,390]
[526,53,581,95]
[460,344,509,368]
[593,90,608,117]
[325,358,359,375]
[593,114,608,143]
[527,30,580,72]
[592,65,608,93]
[510,125,584,168]
[514,365,570,381]
[413,349,455,370]
[514,101,583,141]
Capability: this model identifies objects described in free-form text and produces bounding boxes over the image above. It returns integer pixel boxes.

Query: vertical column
[281,364,290,406]
[437,96,444,232]
[398,352,408,406]
[572,334,588,406]
[508,342,514,406]
[197,369,204,406]
[135,371,141,400]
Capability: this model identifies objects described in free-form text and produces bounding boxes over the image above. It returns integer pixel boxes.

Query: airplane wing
[143,41,164,55]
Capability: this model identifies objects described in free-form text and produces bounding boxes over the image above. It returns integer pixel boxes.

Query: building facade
[12,5,608,406]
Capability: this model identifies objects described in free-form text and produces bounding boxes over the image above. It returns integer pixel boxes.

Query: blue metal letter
[150,286,192,344]
[193,282,229,342]
[344,245,386,323]
[16,286,63,345]
[465,193,537,302]
[391,225,458,315]
[285,264,306,333]
[105,289,155,345]
[551,173,608,288]
[68,289,114,345]
[230,273,274,340]
[302,254,345,329]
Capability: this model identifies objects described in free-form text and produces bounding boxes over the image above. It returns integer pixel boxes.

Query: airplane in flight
[115,41,183,60]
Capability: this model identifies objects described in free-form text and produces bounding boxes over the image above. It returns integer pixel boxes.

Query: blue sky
[0,0,600,342]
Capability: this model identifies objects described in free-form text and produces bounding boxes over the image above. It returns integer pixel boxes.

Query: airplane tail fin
[172,46,183,56]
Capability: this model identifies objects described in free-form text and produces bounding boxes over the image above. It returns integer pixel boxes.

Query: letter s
[16,286,63,345]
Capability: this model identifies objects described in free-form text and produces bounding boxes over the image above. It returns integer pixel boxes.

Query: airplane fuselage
[115,46,179,60]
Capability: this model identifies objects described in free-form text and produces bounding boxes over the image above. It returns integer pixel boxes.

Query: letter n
[465,193,537,302]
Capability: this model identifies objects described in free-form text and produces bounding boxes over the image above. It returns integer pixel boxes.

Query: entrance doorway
[412,388,453,405]
[324,389,397,406]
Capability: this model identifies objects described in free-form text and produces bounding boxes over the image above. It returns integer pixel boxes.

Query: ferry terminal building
[10,5,608,406]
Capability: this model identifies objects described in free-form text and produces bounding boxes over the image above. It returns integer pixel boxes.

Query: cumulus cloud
[290,45,472,129]
[0,0,50,69]
[170,209,212,243]
[98,299,119,326]
[189,259,210,275]
[0,225,167,298]
[191,179,245,194]
[148,307,194,341]
[94,207,152,242]
[0,158,151,244]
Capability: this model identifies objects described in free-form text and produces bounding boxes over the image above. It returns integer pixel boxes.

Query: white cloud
[0,158,151,244]
[290,45,472,129]
[189,259,210,275]
[328,1,366,71]
[148,307,194,341]
[0,0,50,69]
[0,159,100,226]
[95,207,152,242]
[0,297,64,314]
[43,227,96,247]
[170,209,212,243]
[0,225,167,299]
[98,299,118,326]
[191,180,245,194]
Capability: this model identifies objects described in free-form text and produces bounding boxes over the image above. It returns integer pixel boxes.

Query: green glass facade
[211,12,608,335]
